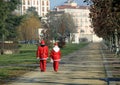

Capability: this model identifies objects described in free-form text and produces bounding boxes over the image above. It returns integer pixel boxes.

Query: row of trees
[83,0,120,54]
[0,0,76,49]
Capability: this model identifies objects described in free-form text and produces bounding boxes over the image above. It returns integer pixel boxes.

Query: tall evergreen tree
[0,0,21,54]
[0,0,20,40]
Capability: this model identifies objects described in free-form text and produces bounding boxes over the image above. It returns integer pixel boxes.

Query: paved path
[5,43,107,85]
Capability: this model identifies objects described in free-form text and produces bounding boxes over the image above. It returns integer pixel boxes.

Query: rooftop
[56,5,89,9]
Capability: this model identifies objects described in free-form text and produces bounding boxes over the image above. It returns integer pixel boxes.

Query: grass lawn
[0,42,88,84]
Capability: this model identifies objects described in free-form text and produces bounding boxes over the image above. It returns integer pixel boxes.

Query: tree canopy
[83,0,120,54]
[0,0,21,40]
[84,0,120,39]
[17,14,41,41]
[46,12,76,42]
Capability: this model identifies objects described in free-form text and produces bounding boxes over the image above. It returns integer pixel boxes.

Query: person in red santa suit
[36,40,49,72]
[50,42,61,72]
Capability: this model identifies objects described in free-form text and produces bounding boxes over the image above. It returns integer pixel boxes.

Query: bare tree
[17,14,41,43]
[46,12,76,47]
[58,13,76,43]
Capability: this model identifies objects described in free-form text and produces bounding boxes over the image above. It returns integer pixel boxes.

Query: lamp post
[114,29,119,55]
[1,34,4,55]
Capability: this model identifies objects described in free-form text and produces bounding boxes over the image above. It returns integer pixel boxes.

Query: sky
[50,0,88,9]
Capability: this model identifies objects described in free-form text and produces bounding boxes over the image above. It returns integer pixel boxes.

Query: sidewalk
[101,43,120,85]
[5,43,112,85]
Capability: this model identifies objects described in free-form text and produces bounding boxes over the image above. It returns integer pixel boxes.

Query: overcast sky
[50,0,88,9]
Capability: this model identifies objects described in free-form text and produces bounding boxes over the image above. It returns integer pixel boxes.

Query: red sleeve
[50,49,54,58]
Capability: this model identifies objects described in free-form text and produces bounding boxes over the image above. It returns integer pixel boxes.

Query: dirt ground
[4,43,120,85]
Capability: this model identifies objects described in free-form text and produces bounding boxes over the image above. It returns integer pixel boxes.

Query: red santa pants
[53,61,59,72]
[40,60,46,72]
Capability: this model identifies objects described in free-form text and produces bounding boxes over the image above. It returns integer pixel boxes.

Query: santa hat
[40,40,45,45]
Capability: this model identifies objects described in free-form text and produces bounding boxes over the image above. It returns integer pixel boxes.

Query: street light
[114,29,119,55]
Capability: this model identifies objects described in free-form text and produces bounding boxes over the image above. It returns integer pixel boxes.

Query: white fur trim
[53,46,60,52]
[40,58,48,60]
[54,59,61,61]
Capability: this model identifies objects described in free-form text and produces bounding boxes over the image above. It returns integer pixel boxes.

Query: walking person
[36,40,49,72]
[50,42,61,72]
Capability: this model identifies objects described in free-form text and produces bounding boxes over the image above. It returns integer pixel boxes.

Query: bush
[58,41,66,48]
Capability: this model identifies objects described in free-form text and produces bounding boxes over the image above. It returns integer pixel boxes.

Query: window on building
[37,0,38,5]
[47,1,49,6]
[83,13,87,17]
[42,1,44,5]
[47,7,49,12]
[23,0,25,5]
[80,29,84,33]
[42,7,44,12]
[33,0,35,5]
[42,13,44,16]
[28,0,30,5]
[23,6,26,11]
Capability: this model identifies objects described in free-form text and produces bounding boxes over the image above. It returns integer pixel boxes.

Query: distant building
[19,0,50,17]
[53,0,102,43]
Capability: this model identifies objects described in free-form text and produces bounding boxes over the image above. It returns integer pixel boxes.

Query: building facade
[19,0,50,17]
[54,0,102,43]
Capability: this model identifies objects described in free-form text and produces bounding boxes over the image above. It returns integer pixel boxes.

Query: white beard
[53,46,60,52]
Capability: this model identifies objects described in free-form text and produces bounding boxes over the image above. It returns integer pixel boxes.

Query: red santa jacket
[50,46,61,61]
[36,45,49,60]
